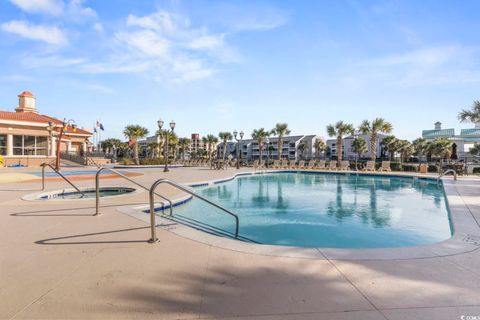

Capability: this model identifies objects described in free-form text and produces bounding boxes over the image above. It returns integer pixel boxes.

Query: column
[50,137,57,157]
[6,134,13,156]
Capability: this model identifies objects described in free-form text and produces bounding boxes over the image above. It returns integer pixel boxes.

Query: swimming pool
[167,172,452,248]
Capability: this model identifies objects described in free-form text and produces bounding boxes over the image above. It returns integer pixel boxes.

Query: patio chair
[340,160,350,171]
[314,160,326,170]
[328,161,338,170]
[296,160,305,169]
[272,160,281,169]
[379,161,391,172]
[362,160,376,172]
[280,160,289,169]
[305,161,315,170]
[288,160,296,168]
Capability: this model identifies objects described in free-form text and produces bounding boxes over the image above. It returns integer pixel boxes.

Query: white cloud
[93,22,103,32]
[1,20,67,45]
[126,11,179,33]
[188,34,225,50]
[115,30,170,57]
[9,0,64,15]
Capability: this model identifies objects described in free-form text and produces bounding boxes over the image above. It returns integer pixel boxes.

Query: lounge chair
[288,160,296,168]
[305,161,315,170]
[296,160,305,169]
[272,160,281,169]
[340,160,350,171]
[328,161,337,170]
[362,160,376,172]
[314,160,326,170]
[281,160,289,169]
[379,161,391,172]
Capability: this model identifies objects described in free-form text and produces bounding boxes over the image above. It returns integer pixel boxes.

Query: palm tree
[147,142,160,158]
[205,134,218,163]
[297,141,308,160]
[251,128,269,163]
[412,138,428,158]
[326,121,355,164]
[218,131,233,160]
[359,118,393,161]
[178,138,191,160]
[313,138,327,159]
[469,143,480,156]
[380,135,398,160]
[352,137,368,159]
[123,125,149,165]
[397,140,414,163]
[458,100,480,123]
[271,123,291,160]
[427,138,452,159]
[168,132,179,160]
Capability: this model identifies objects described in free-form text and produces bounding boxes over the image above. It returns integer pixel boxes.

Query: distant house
[327,134,387,160]
[0,91,92,167]
[422,121,480,159]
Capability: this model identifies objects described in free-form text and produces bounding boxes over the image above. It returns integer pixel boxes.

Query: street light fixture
[158,118,175,172]
[353,131,359,171]
[266,137,270,168]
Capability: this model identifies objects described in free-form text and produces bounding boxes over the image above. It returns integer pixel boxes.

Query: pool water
[170,172,452,248]
[40,187,135,200]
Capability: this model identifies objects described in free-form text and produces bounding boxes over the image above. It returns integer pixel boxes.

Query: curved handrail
[95,167,173,216]
[149,178,240,243]
[438,169,457,182]
[41,163,85,195]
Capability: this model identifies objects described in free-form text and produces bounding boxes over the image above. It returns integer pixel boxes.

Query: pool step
[162,213,258,243]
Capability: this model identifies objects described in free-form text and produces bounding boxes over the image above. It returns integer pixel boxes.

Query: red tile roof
[18,91,34,97]
[0,111,92,135]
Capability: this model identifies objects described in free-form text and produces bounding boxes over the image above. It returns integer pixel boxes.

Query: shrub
[0,155,3,167]
[390,162,402,171]
[121,158,134,165]
[473,167,480,174]
[428,165,438,173]
[402,164,417,172]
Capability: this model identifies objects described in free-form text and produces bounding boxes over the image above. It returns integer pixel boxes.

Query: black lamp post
[266,137,270,168]
[353,131,359,171]
[158,119,176,172]
[233,130,244,169]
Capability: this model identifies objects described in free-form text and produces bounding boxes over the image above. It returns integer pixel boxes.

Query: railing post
[41,163,45,190]
[94,168,103,216]
[149,183,159,243]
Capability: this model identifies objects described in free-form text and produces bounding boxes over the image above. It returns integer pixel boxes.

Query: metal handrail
[438,169,458,182]
[41,163,85,195]
[95,167,173,217]
[149,178,240,243]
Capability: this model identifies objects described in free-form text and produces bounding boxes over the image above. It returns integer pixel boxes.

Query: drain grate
[463,234,480,246]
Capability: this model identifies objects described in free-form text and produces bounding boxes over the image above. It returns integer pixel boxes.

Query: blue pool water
[167,172,452,248]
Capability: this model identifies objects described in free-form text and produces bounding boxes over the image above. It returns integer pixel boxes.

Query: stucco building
[0,91,92,167]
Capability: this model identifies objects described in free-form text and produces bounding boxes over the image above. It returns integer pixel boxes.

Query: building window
[12,135,49,156]
[0,135,6,155]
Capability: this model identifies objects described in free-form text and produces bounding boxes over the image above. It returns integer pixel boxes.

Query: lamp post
[353,131,359,171]
[266,137,270,168]
[233,130,244,169]
[158,119,175,172]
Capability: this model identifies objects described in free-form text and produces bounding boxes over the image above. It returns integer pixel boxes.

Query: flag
[96,120,100,127]
[94,127,97,133]
[100,123,104,131]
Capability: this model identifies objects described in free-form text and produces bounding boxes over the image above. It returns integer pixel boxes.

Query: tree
[205,134,218,163]
[326,121,355,164]
[178,138,191,160]
[297,141,308,160]
[412,138,428,158]
[352,137,368,159]
[271,123,291,160]
[359,118,393,161]
[123,125,149,165]
[168,132,179,160]
[313,138,327,159]
[396,140,414,163]
[380,135,398,160]
[469,143,480,156]
[426,138,452,159]
[218,132,233,160]
[147,142,160,158]
[100,138,122,154]
[251,128,269,163]
[458,100,480,123]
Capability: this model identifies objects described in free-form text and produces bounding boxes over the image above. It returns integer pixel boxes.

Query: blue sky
[0,0,479,141]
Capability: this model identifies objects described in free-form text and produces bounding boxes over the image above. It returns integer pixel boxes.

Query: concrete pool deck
[1,166,480,319]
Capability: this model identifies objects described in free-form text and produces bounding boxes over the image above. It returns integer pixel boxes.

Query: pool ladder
[437,169,457,183]
[41,163,85,197]
[148,178,240,242]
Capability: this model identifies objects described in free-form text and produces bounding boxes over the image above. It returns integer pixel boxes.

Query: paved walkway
[1,166,479,319]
